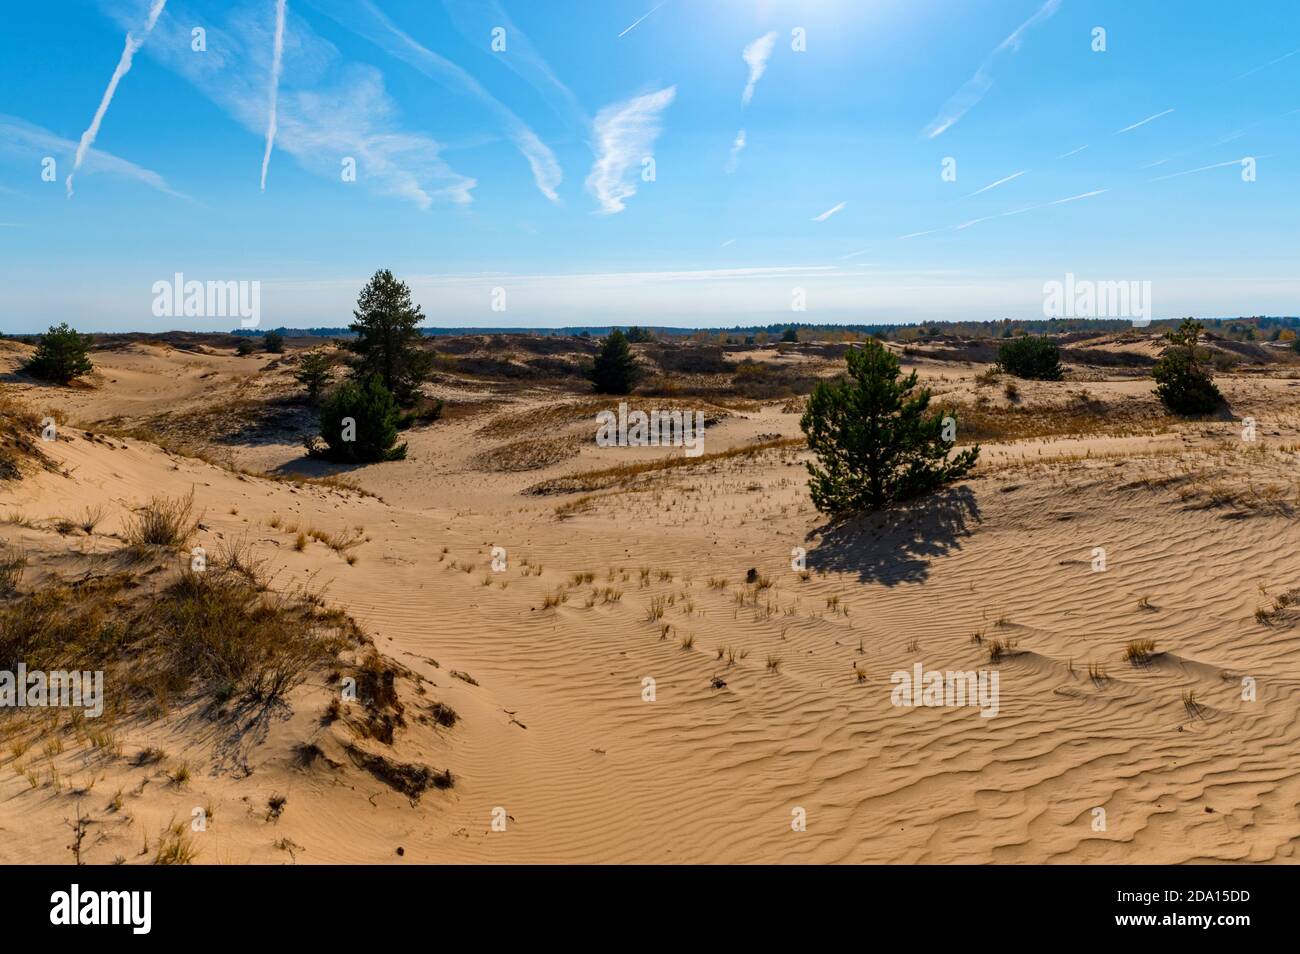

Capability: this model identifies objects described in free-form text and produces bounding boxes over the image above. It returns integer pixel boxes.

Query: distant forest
[225,314,1300,345]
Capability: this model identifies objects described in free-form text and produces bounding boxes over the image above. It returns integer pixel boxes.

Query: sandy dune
[3,334,1300,864]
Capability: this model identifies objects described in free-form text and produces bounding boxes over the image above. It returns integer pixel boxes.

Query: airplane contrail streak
[67,0,169,197]
[261,0,288,192]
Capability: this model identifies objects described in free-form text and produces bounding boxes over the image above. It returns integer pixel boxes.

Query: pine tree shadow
[805,486,981,586]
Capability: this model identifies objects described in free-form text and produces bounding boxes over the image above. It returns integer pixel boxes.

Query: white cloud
[586,86,676,214]
[0,113,184,198]
[724,129,746,173]
[307,0,561,202]
[98,0,476,209]
[923,0,1060,138]
[443,0,588,135]
[742,31,778,107]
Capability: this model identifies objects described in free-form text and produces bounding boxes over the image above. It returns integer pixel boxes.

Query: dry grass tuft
[125,490,201,552]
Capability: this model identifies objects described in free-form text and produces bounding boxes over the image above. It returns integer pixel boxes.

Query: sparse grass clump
[153,821,198,865]
[125,491,200,552]
[987,638,1016,662]
[0,545,26,596]
[0,563,351,716]
[1123,639,1157,665]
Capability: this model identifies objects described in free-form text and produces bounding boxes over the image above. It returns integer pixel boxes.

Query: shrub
[398,395,444,430]
[625,326,655,343]
[346,269,433,405]
[589,330,642,394]
[312,374,407,463]
[997,335,1062,380]
[295,350,332,402]
[781,327,799,343]
[800,338,979,516]
[263,329,285,353]
[25,324,92,383]
[1153,319,1222,414]
[235,338,257,356]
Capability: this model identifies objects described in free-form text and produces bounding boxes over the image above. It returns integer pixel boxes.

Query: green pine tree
[312,374,407,463]
[295,351,333,403]
[589,330,642,394]
[800,338,979,516]
[25,324,93,383]
[997,335,1062,380]
[1153,318,1222,414]
[347,270,433,405]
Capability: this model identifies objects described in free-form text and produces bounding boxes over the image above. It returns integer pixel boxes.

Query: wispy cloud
[1148,157,1261,182]
[1056,144,1088,159]
[442,0,588,135]
[1115,108,1174,134]
[259,0,287,192]
[812,201,847,222]
[1048,188,1107,205]
[618,1,667,38]
[67,0,169,197]
[0,113,184,198]
[586,86,676,214]
[742,32,778,107]
[1235,47,1300,80]
[100,0,476,208]
[963,169,1026,198]
[896,186,1107,239]
[306,0,560,201]
[724,129,746,173]
[923,0,1060,138]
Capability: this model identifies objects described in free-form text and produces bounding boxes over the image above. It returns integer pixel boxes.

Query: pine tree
[800,338,979,516]
[1153,318,1222,414]
[997,335,1062,380]
[25,324,93,383]
[347,270,432,405]
[589,330,642,394]
[312,374,407,463]
[295,351,332,403]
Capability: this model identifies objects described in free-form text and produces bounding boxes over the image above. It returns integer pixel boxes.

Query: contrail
[1115,108,1174,134]
[66,0,169,198]
[1148,156,1268,182]
[619,1,666,38]
[812,201,846,222]
[963,169,1026,198]
[261,0,288,191]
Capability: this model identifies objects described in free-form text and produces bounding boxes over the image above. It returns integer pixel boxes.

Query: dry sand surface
[3,332,1300,864]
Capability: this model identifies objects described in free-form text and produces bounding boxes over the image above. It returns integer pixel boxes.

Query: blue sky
[1,0,1298,332]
